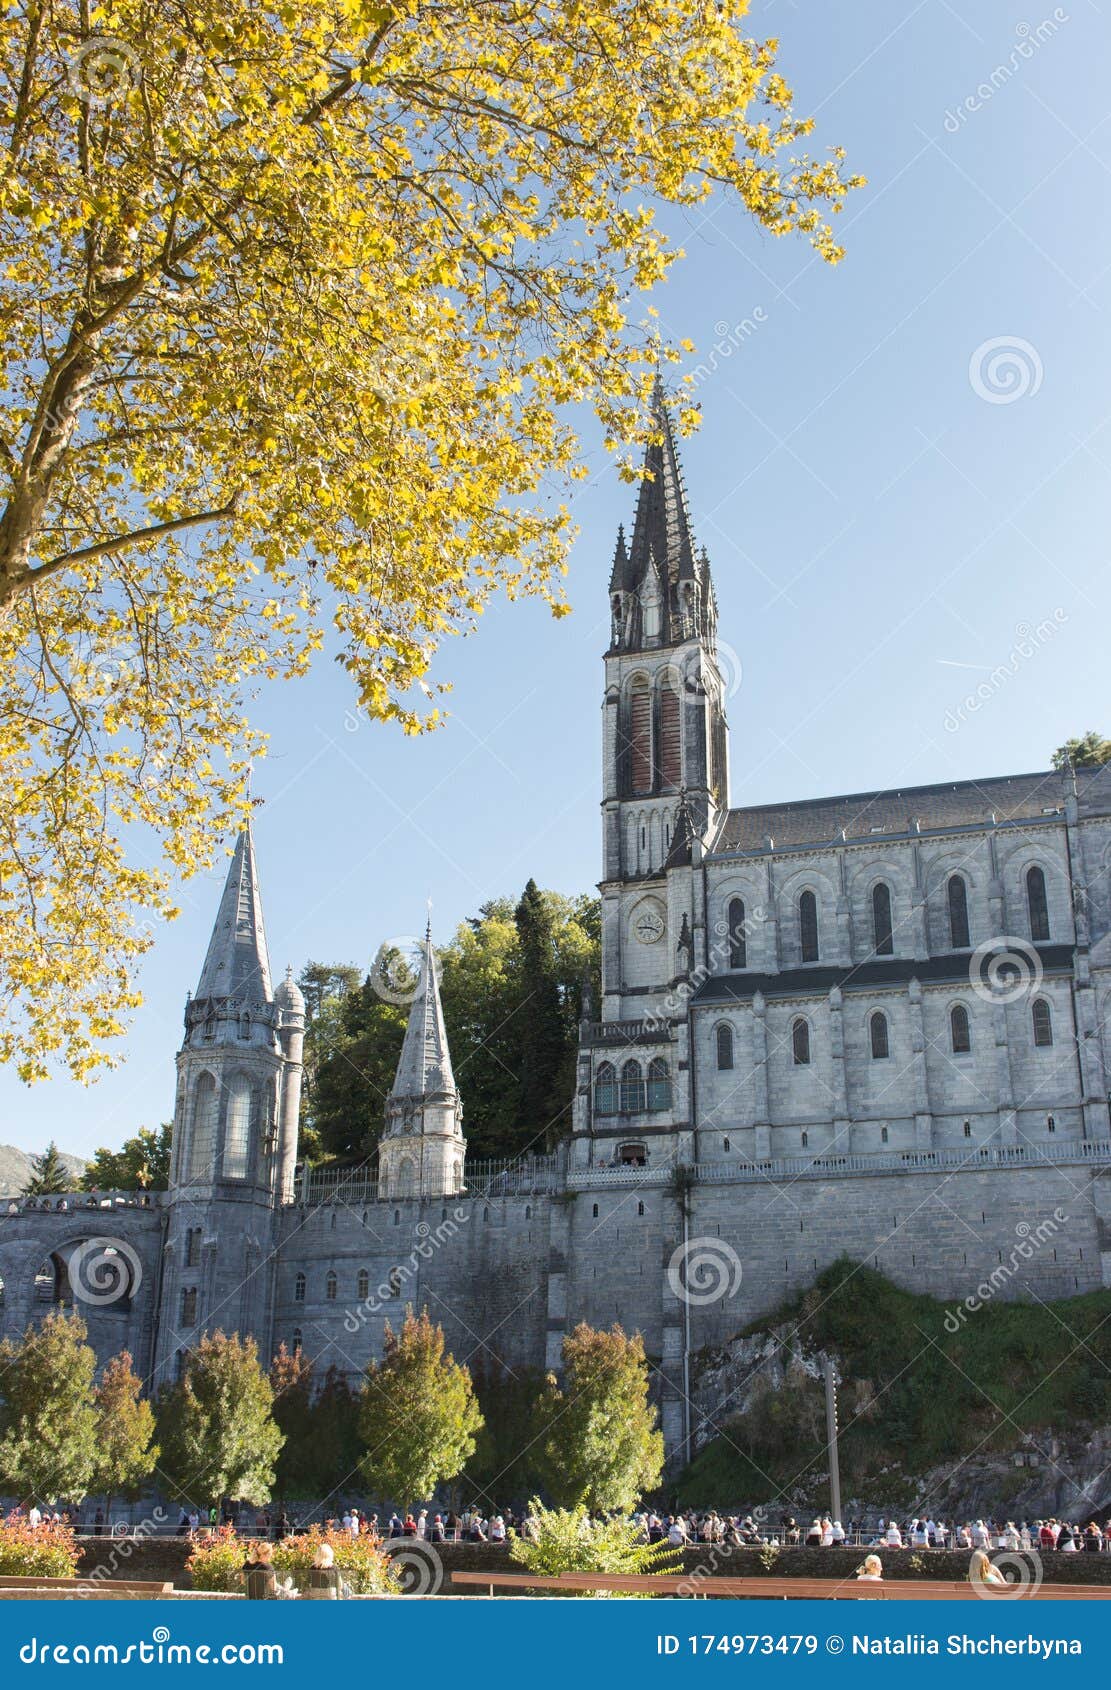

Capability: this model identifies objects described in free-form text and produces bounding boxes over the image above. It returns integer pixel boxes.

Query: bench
[450,1571,1111,1600]
[0,1575,174,1596]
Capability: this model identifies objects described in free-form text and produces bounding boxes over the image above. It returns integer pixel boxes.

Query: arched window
[872,883,893,956]
[618,1143,646,1166]
[294,1272,305,1303]
[292,1328,303,1353]
[799,891,819,963]
[792,1018,811,1066]
[222,1076,252,1180]
[238,1012,251,1041]
[594,1062,618,1115]
[801,1131,809,1148]
[1047,1113,1056,1133]
[950,1004,971,1054]
[181,1286,198,1327]
[647,1058,671,1111]
[1032,998,1053,1047]
[185,1228,201,1269]
[963,1119,972,1137]
[658,685,681,789]
[357,1269,370,1300]
[727,897,747,969]
[881,1125,889,1144]
[716,1024,734,1071]
[325,1270,337,1301]
[626,679,652,795]
[870,1011,889,1060]
[619,1060,645,1113]
[187,1073,217,1182]
[1027,866,1050,941]
[948,874,970,949]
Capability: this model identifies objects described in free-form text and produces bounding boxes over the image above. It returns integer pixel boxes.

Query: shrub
[186,1524,401,1595]
[0,1516,79,1579]
[509,1500,680,1596]
[273,1527,400,1595]
[185,1525,248,1593]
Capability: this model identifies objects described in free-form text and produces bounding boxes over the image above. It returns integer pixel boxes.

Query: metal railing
[297,1155,561,1206]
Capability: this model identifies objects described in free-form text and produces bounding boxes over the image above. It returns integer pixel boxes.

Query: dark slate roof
[689,945,1076,1005]
[623,381,699,609]
[712,770,1079,855]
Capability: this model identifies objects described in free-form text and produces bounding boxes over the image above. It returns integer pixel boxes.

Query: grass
[675,1258,1111,1507]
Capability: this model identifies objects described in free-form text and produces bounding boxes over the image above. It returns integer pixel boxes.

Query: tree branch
[26,497,242,588]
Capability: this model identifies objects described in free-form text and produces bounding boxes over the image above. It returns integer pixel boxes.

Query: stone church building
[3,386,1111,1461]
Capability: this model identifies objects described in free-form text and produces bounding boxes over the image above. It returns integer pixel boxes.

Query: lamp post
[823,1355,842,1527]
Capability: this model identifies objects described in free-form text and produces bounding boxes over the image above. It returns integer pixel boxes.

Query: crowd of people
[638,1511,1111,1552]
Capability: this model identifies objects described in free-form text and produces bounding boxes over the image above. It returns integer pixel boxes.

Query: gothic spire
[194,822,273,1004]
[390,922,456,1100]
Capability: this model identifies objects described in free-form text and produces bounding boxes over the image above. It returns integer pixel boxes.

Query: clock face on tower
[633,907,665,945]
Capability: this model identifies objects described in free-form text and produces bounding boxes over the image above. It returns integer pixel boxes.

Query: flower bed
[186,1524,400,1595]
[0,1516,79,1580]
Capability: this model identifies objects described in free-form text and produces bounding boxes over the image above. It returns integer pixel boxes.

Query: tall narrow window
[1027,866,1050,941]
[658,686,681,789]
[292,1328,303,1354]
[222,1077,251,1180]
[948,874,970,949]
[294,1272,305,1303]
[325,1270,337,1301]
[727,897,747,969]
[799,891,819,963]
[716,1024,734,1071]
[870,1011,890,1059]
[594,1062,618,1115]
[181,1287,198,1327]
[627,681,652,795]
[186,1228,201,1269]
[619,1060,645,1113]
[357,1269,370,1300]
[647,1058,671,1111]
[792,1018,811,1066]
[188,1073,217,1182]
[872,883,893,955]
[950,1004,971,1054]
[1032,998,1054,1047]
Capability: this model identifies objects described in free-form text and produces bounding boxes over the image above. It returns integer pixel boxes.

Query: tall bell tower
[573,381,732,1167]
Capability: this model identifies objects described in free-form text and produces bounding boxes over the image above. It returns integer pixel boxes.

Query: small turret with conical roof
[377,921,465,1200]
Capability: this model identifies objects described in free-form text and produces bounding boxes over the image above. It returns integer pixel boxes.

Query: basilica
[3,385,1111,1460]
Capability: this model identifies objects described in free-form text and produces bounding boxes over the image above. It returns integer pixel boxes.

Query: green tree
[80,1124,173,1192]
[91,1351,159,1516]
[510,1500,680,1591]
[269,1344,316,1499]
[1053,732,1111,770]
[22,1141,72,1195]
[538,1324,664,1515]
[358,1309,483,1510]
[157,1331,284,1510]
[467,1360,548,1506]
[304,974,408,1164]
[0,1310,99,1502]
[306,886,602,1164]
[515,880,571,1147]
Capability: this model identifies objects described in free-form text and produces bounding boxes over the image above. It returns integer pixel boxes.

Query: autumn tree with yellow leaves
[0,0,860,1080]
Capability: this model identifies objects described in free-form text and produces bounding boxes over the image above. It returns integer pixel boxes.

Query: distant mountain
[0,1143,86,1196]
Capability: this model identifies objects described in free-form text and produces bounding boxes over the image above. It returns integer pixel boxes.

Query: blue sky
[6,0,1111,1160]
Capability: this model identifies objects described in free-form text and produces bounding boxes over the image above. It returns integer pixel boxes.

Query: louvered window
[629,684,652,794]
[659,688,681,789]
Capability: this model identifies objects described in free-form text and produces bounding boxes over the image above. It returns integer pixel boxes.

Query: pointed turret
[390,923,456,1101]
[194,824,272,1005]
[378,921,465,1201]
